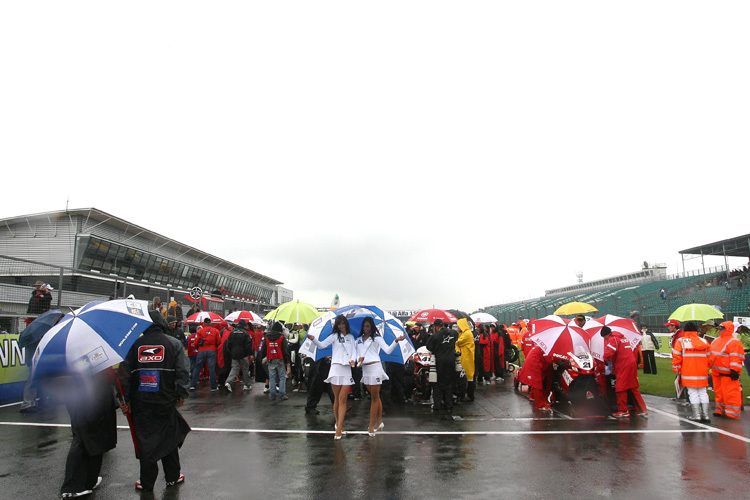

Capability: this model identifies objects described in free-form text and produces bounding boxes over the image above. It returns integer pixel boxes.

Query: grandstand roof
[0,208,283,286]
[679,234,750,259]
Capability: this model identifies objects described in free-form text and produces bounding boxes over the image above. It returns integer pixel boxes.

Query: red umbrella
[185,311,223,324]
[408,309,459,324]
[527,314,590,362]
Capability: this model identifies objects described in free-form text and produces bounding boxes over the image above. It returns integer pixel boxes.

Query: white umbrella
[470,312,498,324]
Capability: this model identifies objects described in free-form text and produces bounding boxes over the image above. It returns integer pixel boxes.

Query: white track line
[0,421,715,437]
[0,402,22,409]
[648,407,750,444]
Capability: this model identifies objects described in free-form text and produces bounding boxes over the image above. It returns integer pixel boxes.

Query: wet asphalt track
[1,378,749,500]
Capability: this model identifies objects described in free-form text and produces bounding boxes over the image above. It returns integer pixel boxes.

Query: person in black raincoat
[118,311,191,492]
[426,319,457,414]
[59,369,118,498]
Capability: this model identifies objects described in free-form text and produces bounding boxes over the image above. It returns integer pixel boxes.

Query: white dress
[357,336,399,386]
[311,333,355,386]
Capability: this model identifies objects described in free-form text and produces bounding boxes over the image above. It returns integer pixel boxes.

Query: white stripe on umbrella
[31,299,153,381]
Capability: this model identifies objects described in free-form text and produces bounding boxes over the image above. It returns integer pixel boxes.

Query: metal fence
[0,254,268,333]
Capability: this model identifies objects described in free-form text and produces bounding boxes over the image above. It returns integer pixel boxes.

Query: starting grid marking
[0,421,714,437]
[1,406,747,443]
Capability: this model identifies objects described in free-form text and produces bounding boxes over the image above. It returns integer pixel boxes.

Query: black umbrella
[446,309,475,329]
[18,309,65,348]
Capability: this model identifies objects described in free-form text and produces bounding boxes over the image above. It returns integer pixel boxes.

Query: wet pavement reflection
[1,378,749,499]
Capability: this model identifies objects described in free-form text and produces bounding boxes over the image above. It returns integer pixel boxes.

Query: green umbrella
[668,303,724,322]
[264,300,322,324]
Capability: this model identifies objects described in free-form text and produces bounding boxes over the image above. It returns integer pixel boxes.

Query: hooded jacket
[604,331,639,391]
[120,324,191,406]
[227,325,254,360]
[456,319,476,379]
[709,321,744,376]
[167,301,183,322]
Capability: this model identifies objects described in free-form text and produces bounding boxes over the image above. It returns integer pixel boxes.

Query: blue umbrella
[30,299,154,383]
[18,309,65,349]
[299,305,415,363]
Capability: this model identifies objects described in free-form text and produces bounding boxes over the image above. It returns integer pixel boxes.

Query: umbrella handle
[116,378,139,459]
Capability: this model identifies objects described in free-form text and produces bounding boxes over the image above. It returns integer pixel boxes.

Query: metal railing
[0,254,270,332]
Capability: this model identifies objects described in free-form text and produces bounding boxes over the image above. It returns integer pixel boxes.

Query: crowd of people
[17,293,750,498]
[667,319,748,421]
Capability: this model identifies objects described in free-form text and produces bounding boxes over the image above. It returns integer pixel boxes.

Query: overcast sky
[2,2,747,313]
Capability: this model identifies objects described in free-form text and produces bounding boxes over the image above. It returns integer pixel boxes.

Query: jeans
[267,359,286,398]
[226,358,251,387]
[191,350,217,389]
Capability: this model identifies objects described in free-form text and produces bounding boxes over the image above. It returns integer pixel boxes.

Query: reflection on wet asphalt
[1,378,749,499]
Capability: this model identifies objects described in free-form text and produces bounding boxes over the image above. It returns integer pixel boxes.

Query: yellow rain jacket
[456,318,476,379]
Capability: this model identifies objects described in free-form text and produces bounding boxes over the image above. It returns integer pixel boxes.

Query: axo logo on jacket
[138,345,164,363]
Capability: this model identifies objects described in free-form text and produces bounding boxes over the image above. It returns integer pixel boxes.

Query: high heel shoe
[334,423,347,436]
[368,430,376,437]
[375,422,384,432]
[334,434,342,440]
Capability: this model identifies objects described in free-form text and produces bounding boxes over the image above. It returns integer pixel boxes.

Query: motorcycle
[549,348,610,417]
[411,346,433,403]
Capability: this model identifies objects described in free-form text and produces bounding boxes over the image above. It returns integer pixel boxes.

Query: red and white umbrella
[596,315,642,349]
[527,314,590,361]
[581,317,606,361]
[581,315,642,361]
[224,310,263,324]
[408,309,459,324]
[185,311,224,324]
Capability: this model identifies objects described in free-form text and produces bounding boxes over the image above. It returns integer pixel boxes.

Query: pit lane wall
[0,332,28,402]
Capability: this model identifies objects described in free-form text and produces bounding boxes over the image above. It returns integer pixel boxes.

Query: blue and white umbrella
[299,305,415,363]
[30,299,153,383]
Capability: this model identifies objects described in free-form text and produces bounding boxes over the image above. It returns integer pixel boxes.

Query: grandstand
[480,235,750,329]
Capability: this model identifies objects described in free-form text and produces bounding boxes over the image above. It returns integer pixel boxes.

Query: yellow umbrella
[264,300,322,324]
[554,301,598,316]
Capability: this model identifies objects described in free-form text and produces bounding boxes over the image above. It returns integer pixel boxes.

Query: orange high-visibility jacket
[507,326,521,347]
[709,333,745,376]
[671,330,710,388]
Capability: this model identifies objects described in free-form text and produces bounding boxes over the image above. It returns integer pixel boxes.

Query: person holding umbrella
[58,369,119,498]
[307,314,356,440]
[356,316,405,436]
[118,311,191,492]
[671,321,711,422]
[602,326,647,418]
